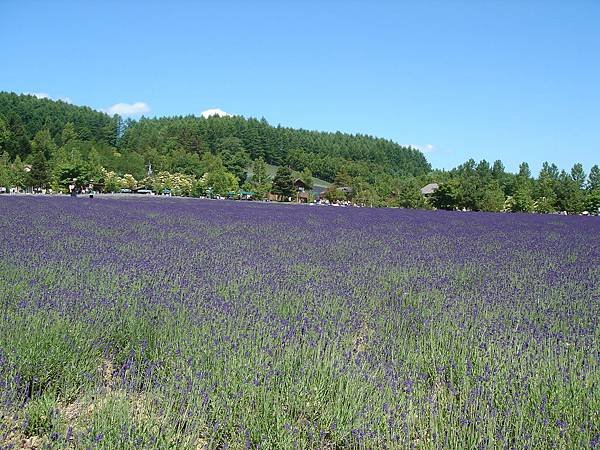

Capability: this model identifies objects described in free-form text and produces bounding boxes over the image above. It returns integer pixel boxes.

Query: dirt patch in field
[0,411,45,449]
[352,322,373,356]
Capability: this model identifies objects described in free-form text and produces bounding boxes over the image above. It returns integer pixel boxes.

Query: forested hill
[120,116,431,182]
[1,92,598,214]
[0,92,430,182]
[0,92,120,155]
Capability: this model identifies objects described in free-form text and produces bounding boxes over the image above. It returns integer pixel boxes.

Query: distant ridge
[0,91,431,183]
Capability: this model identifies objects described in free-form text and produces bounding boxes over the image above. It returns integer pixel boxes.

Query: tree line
[427,160,599,214]
[0,91,597,213]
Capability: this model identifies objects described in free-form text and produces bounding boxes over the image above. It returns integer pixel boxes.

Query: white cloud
[411,143,436,154]
[201,108,232,118]
[103,102,151,116]
[24,92,72,103]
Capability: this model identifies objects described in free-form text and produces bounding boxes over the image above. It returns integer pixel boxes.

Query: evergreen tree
[217,137,250,182]
[271,166,295,199]
[491,160,505,179]
[5,113,31,158]
[27,150,50,189]
[86,148,104,183]
[555,170,584,214]
[300,167,314,190]
[0,151,11,189]
[31,129,56,159]
[334,168,353,187]
[539,161,559,181]
[0,116,10,153]
[585,189,600,215]
[479,180,505,212]
[588,165,600,191]
[518,162,531,179]
[61,122,78,146]
[534,162,558,212]
[570,163,586,190]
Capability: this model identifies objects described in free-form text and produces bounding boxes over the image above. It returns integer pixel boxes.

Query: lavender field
[0,196,598,449]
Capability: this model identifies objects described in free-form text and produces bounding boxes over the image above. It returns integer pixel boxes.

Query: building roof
[420,183,439,195]
[294,178,308,188]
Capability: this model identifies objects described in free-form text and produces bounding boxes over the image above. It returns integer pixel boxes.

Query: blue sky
[1,1,599,173]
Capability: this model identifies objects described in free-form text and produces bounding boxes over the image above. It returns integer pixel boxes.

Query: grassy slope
[246,164,332,190]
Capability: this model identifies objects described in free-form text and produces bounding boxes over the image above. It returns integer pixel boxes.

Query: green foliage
[478,180,505,211]
[4,113,31,158]
[23,392,61,437]
[586,164,599,191]
[585,189,600,215]
[0,91,596,213]
[391,178,428,209]
[31,129,57,159]
[167,147,203,177]
[323,187,347,203]
[353,181,380,206]
[200,169,239,197]
[507,183,534,212]
[271,166,295,199]
[333,168,353,187]
[534,178,557,213]
[217,136,250,182]
[0,151,13,189]
[118,114,431,183]
[431,180,460,210]
[27,150,50,189]
[300,167,314,190]
[555,170,585,214]
[518,161,531,179]
[570,163,586,189]
[249,157,272,199]
[61,121,78,145]
[0,92,118,147]
[53,161,92,191]
[11,155,27,188]
[0,115,12,153]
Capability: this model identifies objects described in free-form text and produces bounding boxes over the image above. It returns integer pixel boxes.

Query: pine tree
[271,166,295,199]
[300,167,314,190]
[0,116,10,153]
[27,150,50,189]
[31,129,57,159]
[588,165,600,191]
[61,122,78,146]
[570,163,586,190]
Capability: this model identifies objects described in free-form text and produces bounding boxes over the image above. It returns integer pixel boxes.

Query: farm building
[294,178,308,192]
